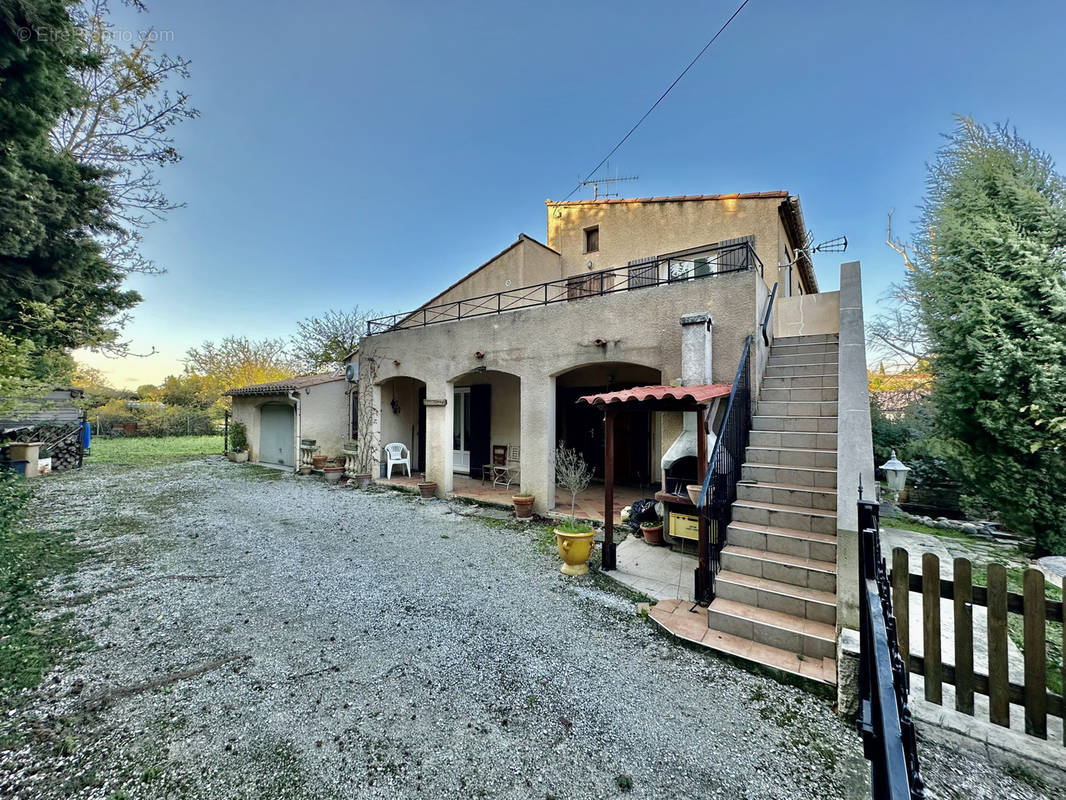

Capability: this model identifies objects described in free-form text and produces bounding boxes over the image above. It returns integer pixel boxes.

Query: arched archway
[555,362,661,487]
[449,369,521,481]
[377,376,427,472]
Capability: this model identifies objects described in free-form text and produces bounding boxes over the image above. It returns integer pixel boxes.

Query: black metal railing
[366,241,764,335]
[694,334,752,603]
[857,494,925,800]
[761,281,777,346]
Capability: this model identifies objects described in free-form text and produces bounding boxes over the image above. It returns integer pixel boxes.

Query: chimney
[661,313,715,491]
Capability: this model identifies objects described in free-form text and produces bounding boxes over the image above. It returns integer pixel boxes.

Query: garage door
[259,403,295,467]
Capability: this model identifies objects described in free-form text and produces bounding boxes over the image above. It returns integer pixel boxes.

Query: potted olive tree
[553,444,595,575]
[227,422,249,463]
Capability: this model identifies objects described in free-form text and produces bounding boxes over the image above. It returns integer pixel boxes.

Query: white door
[452,387,471,474]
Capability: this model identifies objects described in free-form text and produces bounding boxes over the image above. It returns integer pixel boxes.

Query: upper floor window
[584,226,599,253]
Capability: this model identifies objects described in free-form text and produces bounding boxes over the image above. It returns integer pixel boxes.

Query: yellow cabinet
[669,512,700,541]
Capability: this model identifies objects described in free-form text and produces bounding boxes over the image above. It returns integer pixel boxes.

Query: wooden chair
[482,445,509,486]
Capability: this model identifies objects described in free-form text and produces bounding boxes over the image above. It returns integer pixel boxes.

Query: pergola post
[695,404,710,604]
[603,407,616,570]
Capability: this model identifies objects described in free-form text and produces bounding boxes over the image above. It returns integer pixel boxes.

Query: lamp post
[879,449,911,506]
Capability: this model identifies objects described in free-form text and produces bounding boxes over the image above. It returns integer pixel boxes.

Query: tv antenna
[581,164,638,200]
[796,232,848,261]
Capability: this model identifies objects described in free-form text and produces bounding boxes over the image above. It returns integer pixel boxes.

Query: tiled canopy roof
[225,374,342,397]
[577,384,732,407]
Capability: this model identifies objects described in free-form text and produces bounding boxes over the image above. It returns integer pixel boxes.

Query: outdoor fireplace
[660,312,715,495]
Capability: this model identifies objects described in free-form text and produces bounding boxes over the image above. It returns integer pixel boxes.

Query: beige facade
[230,376,351,467]
[357,192,823,512]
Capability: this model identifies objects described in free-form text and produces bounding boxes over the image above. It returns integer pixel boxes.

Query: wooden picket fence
[889,548,1064,742]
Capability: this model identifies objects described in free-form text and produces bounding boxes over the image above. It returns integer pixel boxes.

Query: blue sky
[79,0,1066,387]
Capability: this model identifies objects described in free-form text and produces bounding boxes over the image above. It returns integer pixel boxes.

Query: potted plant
[227,422,249,463]
[640,517,664,546]
[512,492,535,519]
[323,459,345,483]
[553,445,595,575]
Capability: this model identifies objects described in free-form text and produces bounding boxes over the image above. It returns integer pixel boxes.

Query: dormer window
[584,226,599,253]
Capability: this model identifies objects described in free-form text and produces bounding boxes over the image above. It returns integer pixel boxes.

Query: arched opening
[555,362,661,486]
[377,376,427,475]
[449,369,522,499]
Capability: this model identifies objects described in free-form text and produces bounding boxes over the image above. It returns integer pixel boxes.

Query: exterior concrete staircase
[703,333,840,686]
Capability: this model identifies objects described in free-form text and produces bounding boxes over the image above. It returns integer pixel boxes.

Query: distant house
[226,374,352,469]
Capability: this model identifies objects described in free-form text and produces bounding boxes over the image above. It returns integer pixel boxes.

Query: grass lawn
[86,435,224,466]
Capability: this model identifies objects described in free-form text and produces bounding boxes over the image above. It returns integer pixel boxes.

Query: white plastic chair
[384,442,411,479]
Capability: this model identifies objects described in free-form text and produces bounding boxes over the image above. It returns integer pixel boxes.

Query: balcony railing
[366,240,764,335]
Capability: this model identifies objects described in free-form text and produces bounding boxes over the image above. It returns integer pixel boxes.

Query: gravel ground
[0,458,1057,799]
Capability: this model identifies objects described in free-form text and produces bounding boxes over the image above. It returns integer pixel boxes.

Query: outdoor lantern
[880,449,911,503]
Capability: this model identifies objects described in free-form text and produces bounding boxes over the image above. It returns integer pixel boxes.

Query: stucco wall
[229,378,348,466]
[360,269,759,511]
[774,291,841,338]
[230,394,295,465]
[412,236,561,312]
[546,197,786,290]
[299,379,349,459]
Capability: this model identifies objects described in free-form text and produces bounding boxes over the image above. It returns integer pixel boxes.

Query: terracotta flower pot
[640,523,664,546]
[555,528,596,575]
[354,473,371,489]
[417,481,437,499]
[323,466,345,483]
[312,455,328,470]
[513,495,534,519]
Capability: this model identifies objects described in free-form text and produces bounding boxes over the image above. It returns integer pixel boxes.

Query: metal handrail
[366,241,765,335]
[857,496,925,799]
[761,282,778,346]
[694,334,752,602]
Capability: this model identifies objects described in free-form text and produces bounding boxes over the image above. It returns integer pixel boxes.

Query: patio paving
[612,536,697,601]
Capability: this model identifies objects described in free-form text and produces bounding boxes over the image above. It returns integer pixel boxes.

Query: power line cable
[560,0,753,203]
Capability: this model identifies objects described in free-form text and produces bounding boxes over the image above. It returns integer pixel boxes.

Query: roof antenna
[581,162,638,200]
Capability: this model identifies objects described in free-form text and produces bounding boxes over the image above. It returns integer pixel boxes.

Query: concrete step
[736,479,837,511]
[719,545,837,593]
[756,400,838,418]
[745,445,836,470]
[769,342,839,357]
[742,462,837,489]
[767,352,839,368]
[727,520,838,562]
[731,499,837,535]
[749,430,838,451]
[706,598,836,660]
[761,374,838,390]
[751,415,837,433]
[765,363,841,378]
[715,569,837,626]
[772,334,839,346]
[759,386,838,403]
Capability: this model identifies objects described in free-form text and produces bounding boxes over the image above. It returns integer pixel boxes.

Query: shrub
[0,471,32,539]
[230,422,248,452]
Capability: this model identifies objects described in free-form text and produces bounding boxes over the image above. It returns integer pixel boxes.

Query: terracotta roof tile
[225,373,343,397]
[546,192,789,207]
[577,384,732,407]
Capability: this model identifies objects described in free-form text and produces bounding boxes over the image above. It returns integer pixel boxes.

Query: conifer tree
[910,117,1066,553]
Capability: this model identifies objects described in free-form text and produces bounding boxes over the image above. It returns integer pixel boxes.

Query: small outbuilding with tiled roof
[225,373,353,470]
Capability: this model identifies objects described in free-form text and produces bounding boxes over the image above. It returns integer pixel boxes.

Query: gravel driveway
[0,458,1054,799]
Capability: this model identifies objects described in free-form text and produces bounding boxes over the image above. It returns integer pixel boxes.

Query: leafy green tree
[909,117,1066,553]
[0,0,140,354]
[290,307,375,373]
[184,336,299,399]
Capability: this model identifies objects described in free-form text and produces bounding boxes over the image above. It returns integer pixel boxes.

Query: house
[226,374,353,469]
[354,191,875,691]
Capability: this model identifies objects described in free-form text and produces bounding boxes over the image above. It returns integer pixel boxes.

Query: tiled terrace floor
[378,472,649,524]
